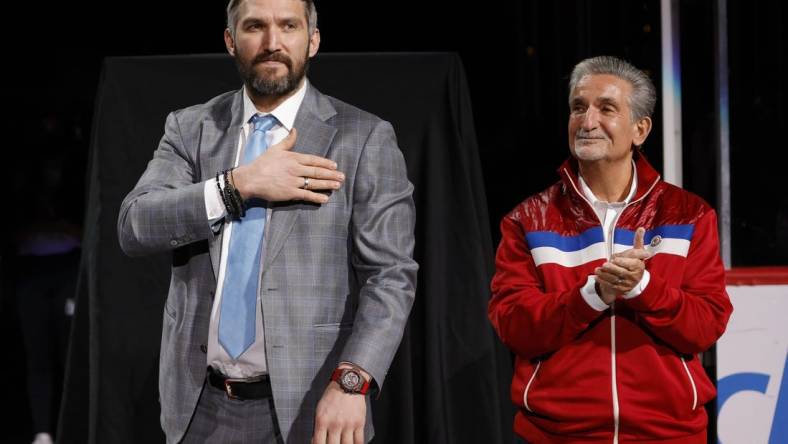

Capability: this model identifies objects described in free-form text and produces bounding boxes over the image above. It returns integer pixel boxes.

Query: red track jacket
[489,154,733,443]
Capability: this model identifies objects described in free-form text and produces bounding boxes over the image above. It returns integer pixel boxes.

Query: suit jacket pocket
[313,322,353,356]
[313,322,354,329]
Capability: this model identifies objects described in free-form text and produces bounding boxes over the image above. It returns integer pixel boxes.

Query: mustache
[252,52,293,69]
[575,130,609,140]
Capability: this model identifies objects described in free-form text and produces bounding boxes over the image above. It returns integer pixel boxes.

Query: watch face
[341,370,361,390]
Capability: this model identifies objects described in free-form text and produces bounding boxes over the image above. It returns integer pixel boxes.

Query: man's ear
[308,28,321,58]
[224,28,236,56]
[632,116,652,147]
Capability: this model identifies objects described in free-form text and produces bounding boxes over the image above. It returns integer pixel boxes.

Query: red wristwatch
[331,367,370,395]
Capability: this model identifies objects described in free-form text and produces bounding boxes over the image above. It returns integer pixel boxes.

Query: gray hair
[226,0,318,39]
[568,56,656,122]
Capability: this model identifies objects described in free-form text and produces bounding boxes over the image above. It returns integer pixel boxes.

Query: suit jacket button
[200,345,207,354]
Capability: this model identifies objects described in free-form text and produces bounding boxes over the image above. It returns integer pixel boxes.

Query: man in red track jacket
[488,56,733,443]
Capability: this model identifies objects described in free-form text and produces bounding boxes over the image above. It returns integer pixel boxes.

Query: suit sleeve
[623,209,733,354]
[117,111,214,257]
[488,214,606,359]
[339,120,418,390]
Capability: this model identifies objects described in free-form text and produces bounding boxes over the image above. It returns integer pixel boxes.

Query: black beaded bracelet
[216,171,236,219]
[228,169,245,215]
[222,170,238,218]
[222,169,245,219]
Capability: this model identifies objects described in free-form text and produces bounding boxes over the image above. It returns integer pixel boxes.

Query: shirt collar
[578,159,638,206]
[241,80,308,131]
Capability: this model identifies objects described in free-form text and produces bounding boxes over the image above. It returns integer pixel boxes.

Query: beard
[572,141,607,161]
[236,47,310,98]
[571,130,610,161]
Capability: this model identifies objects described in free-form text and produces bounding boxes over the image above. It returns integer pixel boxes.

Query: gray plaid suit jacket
[118,83,418,443]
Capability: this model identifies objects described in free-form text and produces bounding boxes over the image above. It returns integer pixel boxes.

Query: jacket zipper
[681,357,699,410]
[561,167,660,444]
[523,361,542,412]
[563,170,621,443]
[608,210,624,444]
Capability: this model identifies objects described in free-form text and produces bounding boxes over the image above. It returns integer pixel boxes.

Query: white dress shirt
[578,160,651,311]
[202,81,308,378]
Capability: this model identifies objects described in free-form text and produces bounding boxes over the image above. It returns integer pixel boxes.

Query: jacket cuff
[339,338,388,392]
[625,272,668,313]
[580,275,610,311]
[623,270,651,299]
[570,278,610,321]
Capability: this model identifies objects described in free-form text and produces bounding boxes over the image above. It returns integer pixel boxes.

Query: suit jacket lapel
[202,89,245,280]
[263,84,338,271]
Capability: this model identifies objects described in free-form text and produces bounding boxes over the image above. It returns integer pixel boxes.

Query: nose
[581,107,600,130]
[261,28,282,52]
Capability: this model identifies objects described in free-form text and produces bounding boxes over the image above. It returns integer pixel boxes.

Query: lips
[253,54,292,69]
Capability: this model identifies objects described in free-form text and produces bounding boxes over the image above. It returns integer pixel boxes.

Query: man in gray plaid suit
[117,0,417,442]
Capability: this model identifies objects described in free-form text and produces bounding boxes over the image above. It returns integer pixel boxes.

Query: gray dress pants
[181,382,282,444]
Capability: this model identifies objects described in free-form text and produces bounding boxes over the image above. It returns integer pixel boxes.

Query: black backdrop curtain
[58,53,515,444]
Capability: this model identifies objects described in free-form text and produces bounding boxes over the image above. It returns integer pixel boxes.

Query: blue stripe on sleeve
[613,224,695,246]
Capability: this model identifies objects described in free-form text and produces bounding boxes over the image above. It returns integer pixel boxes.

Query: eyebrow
[595,97,620,107]
[240,17,264,27]
[240,14,304,26]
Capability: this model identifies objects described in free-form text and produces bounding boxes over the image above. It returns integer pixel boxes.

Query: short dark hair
[226,0,317,38]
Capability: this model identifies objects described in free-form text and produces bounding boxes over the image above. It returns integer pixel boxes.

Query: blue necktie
[219,114,278,359]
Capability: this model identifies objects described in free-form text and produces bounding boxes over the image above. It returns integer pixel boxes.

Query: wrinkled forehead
[236,0,308,22]
[571,74,633,103]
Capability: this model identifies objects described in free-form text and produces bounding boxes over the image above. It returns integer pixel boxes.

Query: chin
[256,66,286,78]
[572,145,606,162]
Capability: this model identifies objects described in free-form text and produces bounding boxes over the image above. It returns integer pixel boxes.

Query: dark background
[1,0,786,442]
